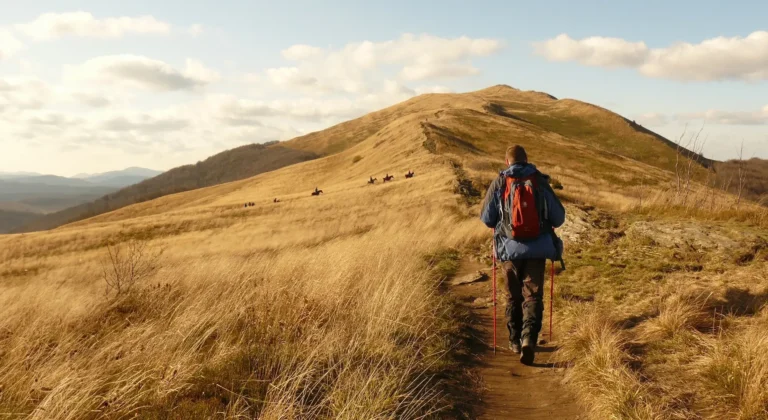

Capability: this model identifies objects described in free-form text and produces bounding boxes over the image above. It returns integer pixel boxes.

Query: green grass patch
[423,248,461,281]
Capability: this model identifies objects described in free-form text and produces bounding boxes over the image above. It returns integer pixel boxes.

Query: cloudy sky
[1,0,767,176]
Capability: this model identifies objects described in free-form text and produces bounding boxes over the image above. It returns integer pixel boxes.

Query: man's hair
[506,145,528,163]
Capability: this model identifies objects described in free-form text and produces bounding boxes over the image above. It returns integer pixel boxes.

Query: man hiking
[480,145,566,365]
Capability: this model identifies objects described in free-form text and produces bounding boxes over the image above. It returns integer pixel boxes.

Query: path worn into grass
[451,259,583,419]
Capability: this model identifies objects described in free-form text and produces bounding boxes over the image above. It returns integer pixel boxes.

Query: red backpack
[502,174,542,240]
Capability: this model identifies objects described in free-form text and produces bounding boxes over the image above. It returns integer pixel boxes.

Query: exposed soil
[450,259,584,419]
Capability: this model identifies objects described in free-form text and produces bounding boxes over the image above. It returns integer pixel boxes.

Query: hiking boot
[520,336,536,366]
[509,338,521,354]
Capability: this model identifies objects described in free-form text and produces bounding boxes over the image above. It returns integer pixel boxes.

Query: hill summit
[15,85,712,232]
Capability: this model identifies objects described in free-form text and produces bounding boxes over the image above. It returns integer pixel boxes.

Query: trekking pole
[491,230,497,355]
[549,260,555,342]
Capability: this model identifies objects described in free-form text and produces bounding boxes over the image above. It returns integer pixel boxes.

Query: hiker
[480,145,566,365]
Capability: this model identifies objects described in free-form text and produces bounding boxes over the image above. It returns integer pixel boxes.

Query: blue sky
[1,0,766,176]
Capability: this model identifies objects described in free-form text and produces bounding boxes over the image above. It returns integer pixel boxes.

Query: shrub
[101,239,163,298]
[352,155,363,164]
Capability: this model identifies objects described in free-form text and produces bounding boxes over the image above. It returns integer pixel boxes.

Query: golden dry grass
[554,189,768,419]
[2,85,767,419]
[559,308,662,420]
[0,121,488,418]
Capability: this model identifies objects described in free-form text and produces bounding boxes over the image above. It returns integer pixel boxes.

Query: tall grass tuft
[560,307,665,420]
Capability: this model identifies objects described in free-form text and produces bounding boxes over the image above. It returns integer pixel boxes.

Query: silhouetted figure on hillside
[368,176,377,184]
[405,170,415,178]
[273,198,280,203]
[311,188,323,196]
[383,174,394,183]
[244,203,248,208]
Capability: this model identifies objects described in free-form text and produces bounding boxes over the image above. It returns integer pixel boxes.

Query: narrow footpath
[450,258,584,420]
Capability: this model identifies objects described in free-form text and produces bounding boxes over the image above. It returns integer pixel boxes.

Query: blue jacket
[480,163,566,261]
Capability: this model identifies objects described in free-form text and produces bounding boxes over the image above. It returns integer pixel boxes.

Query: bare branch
[101,239,163,299]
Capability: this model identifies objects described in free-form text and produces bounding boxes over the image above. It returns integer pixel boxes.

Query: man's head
[505,145,528,166]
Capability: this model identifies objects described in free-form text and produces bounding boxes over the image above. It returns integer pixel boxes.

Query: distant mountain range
[0,167,162,187]
[14,143,316,233]
[72,167,163,187]
[0,167,162,233]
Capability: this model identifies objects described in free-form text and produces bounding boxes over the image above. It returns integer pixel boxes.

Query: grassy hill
[15,85,713,233]
[0,85,766,418]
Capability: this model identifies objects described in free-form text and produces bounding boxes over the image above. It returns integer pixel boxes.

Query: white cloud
[188,24,204,37]
[24,111,84,128]
[383,80,415,96]
[0,31,494,175]
[210,95,365,125]
[640,31,768,81]
[261,33,503,93]
[0,77,51,111]
[69,55,218,91]
[535,31,768,81]
[183,59,220,84]
[534,34,648,67]
[72,92,111,107]
[634,112,669,126]
[0,30,24,60]
[214,97,277,126]
[414,85,453,94]
[266,67,319,89]
[678,108,768,125]
[101,115,189,133]
[281,44,324,61]
[637,106,768,126]
[16,12,170,40]
[270,97,365,120]
[400,62,479,81]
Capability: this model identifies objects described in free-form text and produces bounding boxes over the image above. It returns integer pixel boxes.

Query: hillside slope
[16,143,317,232]
[0,209,40,234]
[715,158,768,205]
[1,85,765,418]
[14,85,711,234]
[0,104,484,418]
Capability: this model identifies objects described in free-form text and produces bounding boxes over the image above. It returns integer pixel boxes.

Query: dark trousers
[502,259,546,342]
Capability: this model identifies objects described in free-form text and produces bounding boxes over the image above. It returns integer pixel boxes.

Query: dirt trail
[451,259,584,419]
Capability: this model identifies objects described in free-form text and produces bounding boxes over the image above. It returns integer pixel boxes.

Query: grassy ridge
[0,124,486,418]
